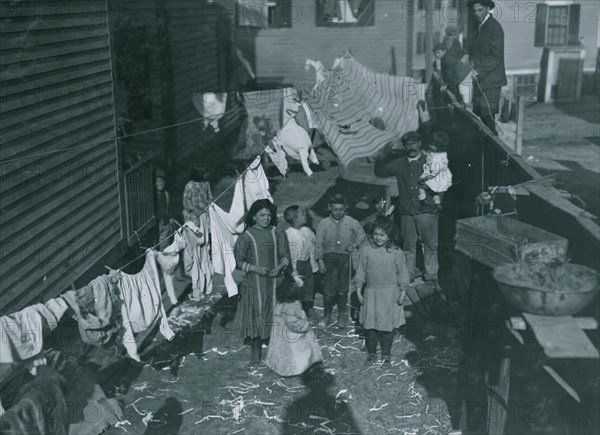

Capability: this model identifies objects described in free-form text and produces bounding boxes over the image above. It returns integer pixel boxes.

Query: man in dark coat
[374,132,440,287]
[464,0,507,135]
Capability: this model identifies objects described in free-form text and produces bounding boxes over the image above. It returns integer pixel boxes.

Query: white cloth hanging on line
[0,299,67,364]
[181,219,213,299]
[119,250,175,361]
[230,156,273,223]
[209,204,244,297]
[192,92,227,133]
[272,117,319,177]
[265,143,288,177]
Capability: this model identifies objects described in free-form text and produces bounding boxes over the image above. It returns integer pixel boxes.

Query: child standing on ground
[316,194,366,329]
[155,169,174,250]
[355,216,411,366]
[266,275,323,377]
[419,131,453,208]
[284,206,319,317]
[234,199,291,369]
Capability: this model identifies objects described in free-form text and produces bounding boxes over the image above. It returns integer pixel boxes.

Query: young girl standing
[355,216,411,366]
[234,199,291,369]
[266,275,323,377]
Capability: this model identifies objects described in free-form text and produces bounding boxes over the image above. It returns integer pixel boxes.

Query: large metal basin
[493,263,599,316]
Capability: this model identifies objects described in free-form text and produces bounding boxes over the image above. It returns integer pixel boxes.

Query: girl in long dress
[355,216,411,366]
[234,199,290,369]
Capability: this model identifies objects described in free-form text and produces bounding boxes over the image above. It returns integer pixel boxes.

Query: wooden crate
[455,215,569,268]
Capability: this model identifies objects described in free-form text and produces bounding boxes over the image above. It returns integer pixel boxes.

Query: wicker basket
[455,215,568,268]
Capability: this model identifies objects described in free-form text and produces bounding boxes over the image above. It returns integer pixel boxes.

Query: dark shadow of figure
[281,363,362,435]
[142,397,183,435]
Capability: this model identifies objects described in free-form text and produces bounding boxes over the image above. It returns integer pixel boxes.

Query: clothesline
[115,147,270,273]
[0,105,251,165]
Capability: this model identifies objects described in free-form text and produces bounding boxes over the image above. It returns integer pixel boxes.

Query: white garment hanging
[273,117,319,177]
[209,204,244,297]
[265,143,288,177]
[192,92,227,133]
[230,157,273,223]
[119,250,175,361]
[182,218,213,298]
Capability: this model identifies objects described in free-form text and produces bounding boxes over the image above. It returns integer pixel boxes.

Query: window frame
[534,2,581,47]
[315,0,376,27]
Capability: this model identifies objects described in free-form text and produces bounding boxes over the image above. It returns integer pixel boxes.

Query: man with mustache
[374,132,441,290]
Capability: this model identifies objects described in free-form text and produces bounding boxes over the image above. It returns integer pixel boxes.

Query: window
[237,0,292,28]
[534,3,581,47]
[316,0,375,27]
[416,31,441,54]
[513,74,538,102]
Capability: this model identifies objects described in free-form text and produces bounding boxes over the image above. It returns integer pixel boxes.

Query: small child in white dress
[418,131,453,207]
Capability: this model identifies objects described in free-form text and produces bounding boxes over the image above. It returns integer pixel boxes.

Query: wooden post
[406,0,414,77]
[390,46,397,76]
[515,96,524,155]
[424,0,434,83]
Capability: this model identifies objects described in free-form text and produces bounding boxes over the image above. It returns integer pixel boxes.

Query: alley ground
[97,97,599,435]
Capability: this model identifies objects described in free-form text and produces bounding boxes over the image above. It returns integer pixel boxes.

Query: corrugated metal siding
[0,0,121,314]
[250,0,406,88]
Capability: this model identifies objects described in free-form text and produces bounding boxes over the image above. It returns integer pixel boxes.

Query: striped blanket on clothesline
[306,57,427,166]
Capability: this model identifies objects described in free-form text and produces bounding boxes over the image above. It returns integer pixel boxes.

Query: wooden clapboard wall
[0,0,122,314]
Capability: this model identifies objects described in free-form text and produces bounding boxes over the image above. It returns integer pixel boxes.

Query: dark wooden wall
[0,0,122,314]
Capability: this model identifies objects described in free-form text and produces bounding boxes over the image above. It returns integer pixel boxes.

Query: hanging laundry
[0,301,66,363]
[119,250,175,361]
[265,142,288,177]
[156,250,180,306]
[156,229,190,305]
[192,92,227,133]
[282,88,302,126]
[272,117,319,177]
[181,221,213,300]
[62,274,120,346]
[306,56,426,166]
[242,88,284,151]
[209,204,244,297]
[230,156,273,223]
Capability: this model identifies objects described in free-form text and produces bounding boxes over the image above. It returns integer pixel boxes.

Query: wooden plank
[0,122,114,195]
[0,175,118,268]
[0,76,113,127]
[0,38,109,67]
[523,313,599,359]
[542,365,581,403]
[511,316,598,331]
[0,204,121,309]
[0,13,108,33]
[515,96,524,155]
[487,350,511,435]
[1,94,113,143]
[0,64,112,99]
[1,49,111,82]
[2,226,121,314]
[0,113,114,164]
[0,24,109,50]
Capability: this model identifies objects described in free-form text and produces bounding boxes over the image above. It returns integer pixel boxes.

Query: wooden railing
[123,158,155,246]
